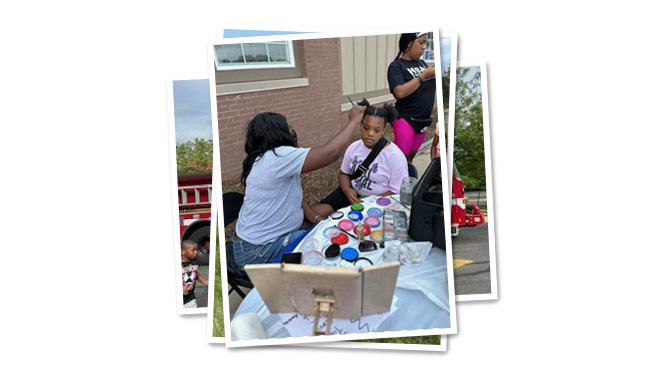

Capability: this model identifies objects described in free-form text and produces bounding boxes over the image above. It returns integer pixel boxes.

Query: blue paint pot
[341,248,359,262]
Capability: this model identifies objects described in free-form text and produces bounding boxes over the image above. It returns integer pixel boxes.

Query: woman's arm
[431,131,440,161]
[392,64,436,99]
[302,201,322,224]
[301,104,365,173]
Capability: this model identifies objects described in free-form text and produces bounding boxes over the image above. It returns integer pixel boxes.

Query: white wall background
[1,1,662,371]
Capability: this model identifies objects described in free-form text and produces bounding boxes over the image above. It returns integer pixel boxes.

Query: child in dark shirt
[181,240,208,308]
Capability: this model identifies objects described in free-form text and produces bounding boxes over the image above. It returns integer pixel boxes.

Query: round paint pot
[341,247,359,262]
[324,244,340,258]
[299,238,319,252]
[323,226,341,238]
[367,207,382,218]
[330,233,349,245]
[302,250,323,266]
[350,203,364,211]
[359,240,377,252]
[376,197,391,206]
[370,230,384,243]
[338,219,354,231]
[348,211,364,222]
[330,211,344,220]
[354,224,371,236]
[364,216,380,228]
[354,257,374,267]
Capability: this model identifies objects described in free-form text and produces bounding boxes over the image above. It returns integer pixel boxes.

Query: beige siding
[339,37,355,96]
[339,34,399,99]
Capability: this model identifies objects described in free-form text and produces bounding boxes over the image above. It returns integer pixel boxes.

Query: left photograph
[168,78,213,313]
[208,28,456,347]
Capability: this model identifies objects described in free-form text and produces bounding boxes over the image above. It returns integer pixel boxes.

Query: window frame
[214,41,296,71]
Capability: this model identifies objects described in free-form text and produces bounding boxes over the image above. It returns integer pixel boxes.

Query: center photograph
[208,28,457,347]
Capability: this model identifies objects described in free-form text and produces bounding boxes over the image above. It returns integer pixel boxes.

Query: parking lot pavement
[452,224,492,296]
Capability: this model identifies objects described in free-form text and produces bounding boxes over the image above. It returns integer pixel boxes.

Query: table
[231,195,451,340]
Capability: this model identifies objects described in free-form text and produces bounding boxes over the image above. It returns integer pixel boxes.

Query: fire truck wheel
[188,225,210,265]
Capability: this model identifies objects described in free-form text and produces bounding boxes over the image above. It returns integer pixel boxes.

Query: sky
[441,37,451,73]
[173,79,212,144]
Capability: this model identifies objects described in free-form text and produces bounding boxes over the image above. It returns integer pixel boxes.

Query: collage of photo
[167,26,496,351]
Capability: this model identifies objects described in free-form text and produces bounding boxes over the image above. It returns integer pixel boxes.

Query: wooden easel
[311,294,336,336]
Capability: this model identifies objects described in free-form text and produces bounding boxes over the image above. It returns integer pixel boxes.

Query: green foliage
[353,335,442,345]
[442,66,450,111]
[454,67,486,191]
[177,138,213,173]
[212,238,225,337]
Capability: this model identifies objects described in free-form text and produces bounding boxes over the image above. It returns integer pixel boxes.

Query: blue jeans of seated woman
[232,229,306,267]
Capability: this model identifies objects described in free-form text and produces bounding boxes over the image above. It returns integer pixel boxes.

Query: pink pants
[393,118,427,155]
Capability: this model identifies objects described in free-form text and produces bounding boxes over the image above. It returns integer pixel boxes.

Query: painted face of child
[360,115,386,149]
[407,35,428,60]
[182,245,198,261]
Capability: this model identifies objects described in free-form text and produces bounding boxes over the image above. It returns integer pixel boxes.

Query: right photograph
[448,61,497,300]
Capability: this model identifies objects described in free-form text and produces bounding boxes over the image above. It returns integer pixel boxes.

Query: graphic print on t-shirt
[350,156,379,192]
[406,65,427,79]
[182,262,199,295]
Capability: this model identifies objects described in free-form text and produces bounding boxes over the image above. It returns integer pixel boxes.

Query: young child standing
[181,240,208,308]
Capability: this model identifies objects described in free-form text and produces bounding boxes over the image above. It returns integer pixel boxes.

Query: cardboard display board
[245,261,400,320]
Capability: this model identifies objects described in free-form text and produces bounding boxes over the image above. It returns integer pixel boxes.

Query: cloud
[173,79,213,143]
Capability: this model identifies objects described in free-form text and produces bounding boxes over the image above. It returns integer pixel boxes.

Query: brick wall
[217,38,342,182]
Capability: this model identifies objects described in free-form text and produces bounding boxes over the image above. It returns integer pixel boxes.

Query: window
[214,41,295,71]
[423,32,435,63]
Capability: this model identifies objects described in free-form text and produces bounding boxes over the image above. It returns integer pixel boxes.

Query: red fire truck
[178,172,212,264]
[451,162,486,236]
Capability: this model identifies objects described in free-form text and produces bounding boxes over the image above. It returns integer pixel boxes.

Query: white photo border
[167,75,216,316]
[454,61,498,301]
[216,26,459,351]
[208,27,456,348]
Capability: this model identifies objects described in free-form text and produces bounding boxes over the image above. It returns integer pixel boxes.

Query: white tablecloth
[231,195,451,340]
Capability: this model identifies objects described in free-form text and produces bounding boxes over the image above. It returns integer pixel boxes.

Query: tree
[177,138,214,173]
[454,67,486,191]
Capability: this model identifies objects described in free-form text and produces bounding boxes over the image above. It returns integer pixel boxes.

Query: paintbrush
[338,227,358,240]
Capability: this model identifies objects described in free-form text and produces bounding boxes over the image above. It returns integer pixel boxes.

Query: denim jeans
[232,229,306,267]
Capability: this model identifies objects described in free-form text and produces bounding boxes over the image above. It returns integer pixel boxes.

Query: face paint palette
[367,207,382,217]
[341,247,359,262]
[302,250,323,266]
[338,219,354,232]
[330,233,349,245]
[300,238,319,252]
[330,211,344,220]
[324,243,340,258]
[364,216,380,227]
[323,226,341,238]
[350,203,364,211]
[348,211,363,222]
[358,240,377,252]
[370,230,384,243]
[376,197,391,206]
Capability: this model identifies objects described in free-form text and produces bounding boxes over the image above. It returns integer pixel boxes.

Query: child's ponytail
[357,98,401,126]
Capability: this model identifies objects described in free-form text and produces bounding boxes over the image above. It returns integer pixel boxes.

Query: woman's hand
[348,104,366,123]
[420,64,436,80]
[342,186,361,204]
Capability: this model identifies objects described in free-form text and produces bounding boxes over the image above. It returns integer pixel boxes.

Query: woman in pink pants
[387,32,437,163]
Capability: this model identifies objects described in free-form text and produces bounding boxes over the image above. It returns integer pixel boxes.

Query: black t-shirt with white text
[387,58,436,121]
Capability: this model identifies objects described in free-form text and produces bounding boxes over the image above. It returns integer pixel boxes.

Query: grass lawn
[352,335,442,345]
[212,242,224,337]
